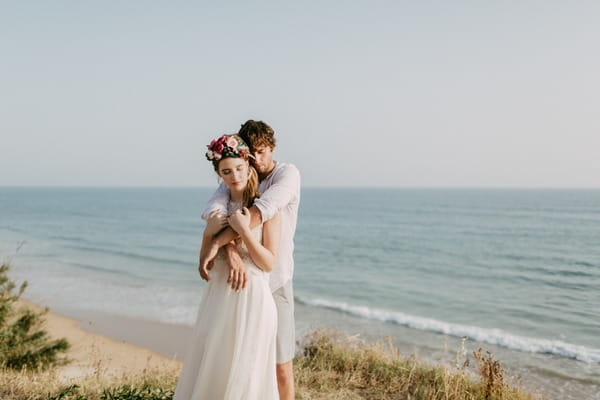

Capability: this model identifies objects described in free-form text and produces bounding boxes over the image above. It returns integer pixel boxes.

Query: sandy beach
[18,300,183,382]
[14,296,596,400]
[7,298,543,400]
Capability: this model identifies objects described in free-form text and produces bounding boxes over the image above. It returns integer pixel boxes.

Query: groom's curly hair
[238,120,276,151]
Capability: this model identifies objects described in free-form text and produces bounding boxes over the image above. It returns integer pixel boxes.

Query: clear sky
[1,1,599,187]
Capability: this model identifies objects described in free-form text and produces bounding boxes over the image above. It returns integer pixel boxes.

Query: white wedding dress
[174,215,278,399]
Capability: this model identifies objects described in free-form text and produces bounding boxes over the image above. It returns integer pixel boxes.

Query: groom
[200,120,301,400]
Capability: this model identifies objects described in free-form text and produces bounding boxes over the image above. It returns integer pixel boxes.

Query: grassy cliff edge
[0,261,538,400]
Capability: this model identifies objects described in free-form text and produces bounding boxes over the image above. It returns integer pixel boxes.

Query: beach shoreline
[17,299,182,382]
[53,306,193,361]
[3,187,600,399]
[13,294,597,400]
[19,297,598,400]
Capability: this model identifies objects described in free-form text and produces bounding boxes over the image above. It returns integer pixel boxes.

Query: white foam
[300,297,600,364]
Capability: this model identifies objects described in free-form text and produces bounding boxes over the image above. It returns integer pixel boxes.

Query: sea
[0,187,598,399]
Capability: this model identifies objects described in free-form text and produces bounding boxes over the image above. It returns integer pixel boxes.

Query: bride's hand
[204,210,227,237]
[228,207,251,233]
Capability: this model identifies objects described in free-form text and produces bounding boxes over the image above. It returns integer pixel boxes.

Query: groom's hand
[225,243,247,292]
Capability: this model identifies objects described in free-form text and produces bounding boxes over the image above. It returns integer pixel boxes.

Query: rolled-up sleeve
[201,182,229,220]
[254,164,300,222]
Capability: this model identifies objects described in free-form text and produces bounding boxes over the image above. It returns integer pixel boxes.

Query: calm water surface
[1,187,599,399]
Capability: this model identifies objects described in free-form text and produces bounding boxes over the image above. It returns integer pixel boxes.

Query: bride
[174,134,281,399]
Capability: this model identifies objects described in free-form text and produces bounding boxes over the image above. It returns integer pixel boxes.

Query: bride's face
[217,157,249,192]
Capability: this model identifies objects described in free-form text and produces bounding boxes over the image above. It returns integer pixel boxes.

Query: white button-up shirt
[202,162,301,292]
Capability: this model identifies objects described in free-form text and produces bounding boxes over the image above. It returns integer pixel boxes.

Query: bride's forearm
[212,227,238,248]
[238,229,275,272]
[212,206,263,249]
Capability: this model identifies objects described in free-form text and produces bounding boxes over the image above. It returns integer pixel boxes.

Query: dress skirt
[173,254,278,400]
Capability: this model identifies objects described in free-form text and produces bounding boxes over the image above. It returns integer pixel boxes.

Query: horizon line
[1,185,600,190]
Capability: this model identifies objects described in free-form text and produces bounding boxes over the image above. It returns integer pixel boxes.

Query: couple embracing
[174,120,300,399]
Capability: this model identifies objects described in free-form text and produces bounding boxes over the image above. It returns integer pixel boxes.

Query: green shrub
[45,384,174,400]
[0,262,69,370]
[101,385,174,400]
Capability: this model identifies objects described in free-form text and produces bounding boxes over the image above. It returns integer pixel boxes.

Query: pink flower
[226,137,238,148]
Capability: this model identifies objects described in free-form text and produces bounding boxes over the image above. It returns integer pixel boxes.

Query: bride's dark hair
[209,134,260,207]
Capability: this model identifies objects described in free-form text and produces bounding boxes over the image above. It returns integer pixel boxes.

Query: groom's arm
[199,183,251,290]
[207,164,300,248]
[201,182,229,220]
[200,182,263,244]
[199,207,262,291]
[203,164,300,253]
[200,164,300,286]
[205,208,263,249]
[253,164,300,222]
[199,182,262,291]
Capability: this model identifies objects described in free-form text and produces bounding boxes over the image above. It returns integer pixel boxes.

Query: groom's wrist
[224,242,238,255]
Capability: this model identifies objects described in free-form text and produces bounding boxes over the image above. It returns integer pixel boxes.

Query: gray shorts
[273,280,295,364]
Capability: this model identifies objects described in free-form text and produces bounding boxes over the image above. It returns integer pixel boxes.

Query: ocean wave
[297,297,600,363]
[63,244,189,267]
[48,234,90,243]
[0,226,26,234]
[67,261,146,280]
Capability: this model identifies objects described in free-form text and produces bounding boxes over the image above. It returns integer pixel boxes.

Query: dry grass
[0,329,539,400]
[0,363,179,400]
[294,330,539,400]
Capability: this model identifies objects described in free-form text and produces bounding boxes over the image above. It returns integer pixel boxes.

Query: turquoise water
[1,187,599,398]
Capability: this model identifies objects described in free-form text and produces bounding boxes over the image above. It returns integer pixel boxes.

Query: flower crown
[206,134,252,162]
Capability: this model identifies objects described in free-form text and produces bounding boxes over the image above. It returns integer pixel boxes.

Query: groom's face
[251,145,275,175]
